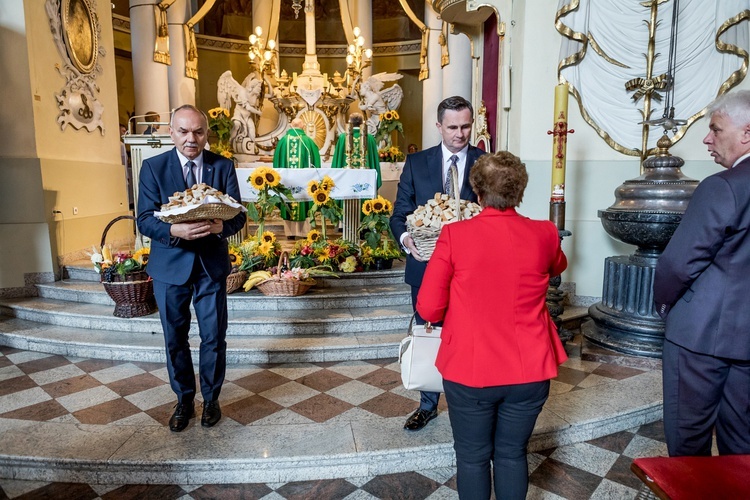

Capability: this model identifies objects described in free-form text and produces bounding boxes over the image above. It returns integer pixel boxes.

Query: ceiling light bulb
[249,34,257,45]
[268,39,276,50]
[346,54,353,65]
[353,27,361,37]
[357,36,365,47]
[255,26,262,36]
[365,49,372,59]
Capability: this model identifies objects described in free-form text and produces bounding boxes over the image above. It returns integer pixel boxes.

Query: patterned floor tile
[258,381,319,407]
[604,455,646,491]
[591,364,646,380]
[232,370,290,393]
[16,355,71,376]
[88,363,146,385]
[73,397,143,425]
[356,367,403,391]
[222,394,284,425]
[296,368,352,392]
[586,430,636,455]
[358,391,418,418]
[634,419,666,443]
[288,392,354,422]
[361,472,441,500]
[0,375,36,397]
[325,380,384,406]
[107,372,167,398]
[275,478,358,500]
[100,483,188,499]
[190,482,273,499]
[552,366,591,387]
[0,398,69,421]
[529,457,604,500]
[15,482,99,500]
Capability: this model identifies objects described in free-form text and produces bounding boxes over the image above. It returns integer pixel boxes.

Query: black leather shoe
[201,400,221,427]
[404,408,438,431]
[169,401,194,432]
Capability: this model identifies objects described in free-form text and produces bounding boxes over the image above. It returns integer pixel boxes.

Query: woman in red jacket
[417,151,568,499]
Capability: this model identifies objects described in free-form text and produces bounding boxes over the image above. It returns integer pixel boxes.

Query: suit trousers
[412,286,440,410]
[153,256,229,404]
[662,339,750,456]
[443,378,550,500]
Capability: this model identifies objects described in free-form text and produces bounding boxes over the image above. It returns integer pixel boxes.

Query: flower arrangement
[306,175,343,237]
[246,167,294,237]
[359,195,403,264]
[90,245,150,282]
[290,230,359,272]
[375,110,404,149]
[207,107,234,161]
[236,231,282,271]
[378,146,405,163]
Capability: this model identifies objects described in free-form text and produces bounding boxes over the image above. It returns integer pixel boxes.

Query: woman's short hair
[469,151,528,209]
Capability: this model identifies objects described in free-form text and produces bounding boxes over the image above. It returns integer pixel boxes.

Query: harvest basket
[406,169,464,261]
[255,252,316,297]
[157,203,242,224]
[226,270,248,294]
[100,215,157,318]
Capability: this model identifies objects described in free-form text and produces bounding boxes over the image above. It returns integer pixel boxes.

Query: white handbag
[398,314,444,393]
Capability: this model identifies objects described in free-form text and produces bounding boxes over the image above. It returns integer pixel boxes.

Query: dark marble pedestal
[583,251,665,358]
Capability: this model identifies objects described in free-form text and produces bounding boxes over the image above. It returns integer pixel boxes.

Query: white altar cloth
[236,168,377,202]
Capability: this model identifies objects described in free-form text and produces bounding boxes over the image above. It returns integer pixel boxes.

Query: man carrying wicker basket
[137,105,247,432]
[390,96,485,431]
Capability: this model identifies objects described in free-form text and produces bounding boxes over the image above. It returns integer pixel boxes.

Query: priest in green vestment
[273,117,321,237]
[331,113,382,190]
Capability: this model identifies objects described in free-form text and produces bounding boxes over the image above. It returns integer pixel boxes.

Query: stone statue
[217,70,264,154]
[358,72,404,133]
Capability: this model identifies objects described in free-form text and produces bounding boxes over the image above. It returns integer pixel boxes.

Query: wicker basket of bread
[406,191,482,260]
[154,183,245,224]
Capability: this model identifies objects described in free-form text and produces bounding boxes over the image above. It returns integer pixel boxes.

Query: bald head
[291,118,305,129]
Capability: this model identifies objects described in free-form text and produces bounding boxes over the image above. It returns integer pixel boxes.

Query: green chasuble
[273,127,321,221]
[331,129,382,190]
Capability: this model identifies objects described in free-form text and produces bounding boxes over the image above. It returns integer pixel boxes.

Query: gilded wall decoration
[45,0,106,134]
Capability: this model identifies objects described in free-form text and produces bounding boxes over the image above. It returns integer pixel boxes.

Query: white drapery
[557,0,750,154]
[236,167,377,202]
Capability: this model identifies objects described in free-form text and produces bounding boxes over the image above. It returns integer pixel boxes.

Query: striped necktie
[444,155,459,196]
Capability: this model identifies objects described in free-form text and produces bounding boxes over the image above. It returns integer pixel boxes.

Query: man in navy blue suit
[390,96,485,431]
[654,90,750,456]
[137,105,246,432]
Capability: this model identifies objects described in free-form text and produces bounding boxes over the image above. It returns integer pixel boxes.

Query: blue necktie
[185,160,197,188]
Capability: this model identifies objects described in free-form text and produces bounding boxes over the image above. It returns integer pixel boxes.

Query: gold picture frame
[61,0,98,74]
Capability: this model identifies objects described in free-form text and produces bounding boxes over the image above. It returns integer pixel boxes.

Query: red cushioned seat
[631,455,750,499]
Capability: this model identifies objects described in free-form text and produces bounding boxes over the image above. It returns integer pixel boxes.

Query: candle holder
[547,202,573,343]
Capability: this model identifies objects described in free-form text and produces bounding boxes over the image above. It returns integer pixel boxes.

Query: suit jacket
[137,148,247,286]
[417,208,568,387]
[389,144,485,287]
[654,158,750,361]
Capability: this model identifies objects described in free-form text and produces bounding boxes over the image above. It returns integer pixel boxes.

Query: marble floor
[0,337,666,499]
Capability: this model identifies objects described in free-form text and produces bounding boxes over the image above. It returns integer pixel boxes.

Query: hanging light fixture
[291,0,303,19]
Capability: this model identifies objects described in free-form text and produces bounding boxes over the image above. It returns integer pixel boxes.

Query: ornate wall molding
[46,0,106,134]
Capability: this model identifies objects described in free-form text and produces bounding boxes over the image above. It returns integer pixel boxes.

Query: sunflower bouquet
[89,244,150,283]
[246,167,294,237]
[237,231,282,271]
[306,175,343,237]
[375,109,404,149]
[378,146,405,163]
[289,230,359,272]
[358,195,403,266]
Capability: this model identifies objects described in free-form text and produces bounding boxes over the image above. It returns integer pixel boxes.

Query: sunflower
[362,200,374,216]
[258,241,274,257]
[228,248,243,268]
[306,229,322,244]
[372,197,385,213]
[313,190,330,205]
[261,231,276,244]
[307,180,320,198]
[208,108,219,119]
[221,108,230,118]
[263,168,281,188]
[383,110,393,121]
[220,150,233,159]
[392,110,400,120]
[382,199,393,214]
[132,247,150,265]
[320,175,335,192]
[249,169,267,190]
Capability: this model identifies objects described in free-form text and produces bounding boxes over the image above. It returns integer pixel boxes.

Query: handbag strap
[408,312,433,335]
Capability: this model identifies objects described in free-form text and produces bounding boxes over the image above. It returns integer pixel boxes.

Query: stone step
[36,281,412,310]
[0,298,414,336]
[0,317,403,363]
[63,261,407,285]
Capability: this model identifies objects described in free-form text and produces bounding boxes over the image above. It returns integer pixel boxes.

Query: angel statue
[358,72,404,133]
[217,70,264,154]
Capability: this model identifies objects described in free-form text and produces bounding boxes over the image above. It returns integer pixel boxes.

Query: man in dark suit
[137,105,246,432]
[390,96,485,431]
[654,90,750,456]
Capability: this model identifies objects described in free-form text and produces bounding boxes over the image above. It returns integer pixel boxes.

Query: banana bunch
[243,270,273,291]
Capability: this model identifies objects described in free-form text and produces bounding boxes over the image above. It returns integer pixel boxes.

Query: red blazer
[417,207,568,387]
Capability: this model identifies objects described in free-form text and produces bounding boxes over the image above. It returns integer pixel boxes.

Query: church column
[351,0,373,80]
[167,0,195,108]
[129,0,170,129]
[422,2,443,148]
[302,0,320,75]
[442,30,473,102]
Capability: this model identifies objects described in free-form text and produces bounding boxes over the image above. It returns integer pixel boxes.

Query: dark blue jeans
[443,378,550,500]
